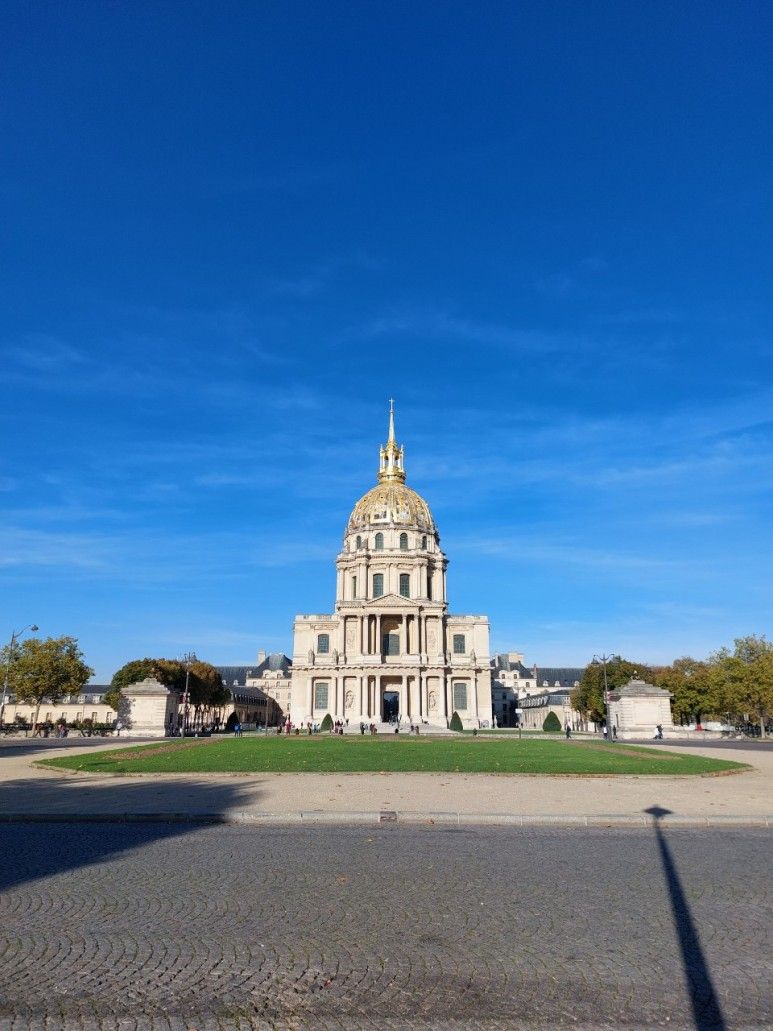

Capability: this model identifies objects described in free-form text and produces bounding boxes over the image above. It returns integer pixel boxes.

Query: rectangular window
[351,576,357,598]
[373,572,384,597]
[317,633,329,654]
[383,632,400,656]
[453,634,466,654]
[399,573,410,598]
[453,681,468,710]
[314,682,329,710]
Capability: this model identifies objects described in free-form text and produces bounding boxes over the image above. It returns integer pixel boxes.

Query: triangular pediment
[368,592,421,609]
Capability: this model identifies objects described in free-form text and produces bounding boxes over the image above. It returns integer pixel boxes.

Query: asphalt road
[0,824,769,1030]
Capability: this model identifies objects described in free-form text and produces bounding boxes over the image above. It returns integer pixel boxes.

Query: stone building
[291,405,493,728]
[608,678,675,739]
[490,652,537,726]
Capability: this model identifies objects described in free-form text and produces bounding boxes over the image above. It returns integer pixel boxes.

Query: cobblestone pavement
[0,825,769,1030]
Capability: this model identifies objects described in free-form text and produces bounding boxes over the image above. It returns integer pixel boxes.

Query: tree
[652,657,717,725]
[711,635,773,738]
[5,636,93,728]
[542,711,561,732]
[111,658,186,693]
[571,656,650,725]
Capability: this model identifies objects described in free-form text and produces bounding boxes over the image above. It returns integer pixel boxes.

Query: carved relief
[428,690,437,711]
[345,690,354,708]
[427,625,437,651]
[346,622,356,647]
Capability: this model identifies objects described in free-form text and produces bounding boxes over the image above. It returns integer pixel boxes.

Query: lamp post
[1,624,39,726]
[181,662,190,737]
[593,653,615,743]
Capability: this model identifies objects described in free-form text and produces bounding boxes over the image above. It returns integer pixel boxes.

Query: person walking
[565,723,571,740]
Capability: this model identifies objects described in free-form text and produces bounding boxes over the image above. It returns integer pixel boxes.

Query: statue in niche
[470,649,476,664]
[308,649,315,665]
[428,690,437,711]
[346,622,356,648]
[332,649,339,664]
[345,689,354,709]
[427,626,437,651]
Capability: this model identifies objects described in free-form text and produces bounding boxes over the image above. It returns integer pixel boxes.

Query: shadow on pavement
[0,776,258,894]
[646,805,726,1030]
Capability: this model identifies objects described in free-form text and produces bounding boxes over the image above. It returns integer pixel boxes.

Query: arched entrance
[383,691,399,722]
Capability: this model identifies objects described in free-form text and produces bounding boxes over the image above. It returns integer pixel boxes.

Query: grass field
[39,736,745,776]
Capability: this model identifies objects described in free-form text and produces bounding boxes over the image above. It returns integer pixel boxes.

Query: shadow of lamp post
[645,806,726,1030]
[1,624,39,727]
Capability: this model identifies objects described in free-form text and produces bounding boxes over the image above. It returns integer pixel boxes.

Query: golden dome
[348,481,436,533]
[346,402,436,534]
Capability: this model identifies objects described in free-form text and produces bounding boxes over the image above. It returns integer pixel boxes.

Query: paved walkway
[2,823,769,1029]
[1,738,770,824]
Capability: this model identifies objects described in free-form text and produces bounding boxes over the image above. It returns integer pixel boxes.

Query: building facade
[291,406,493,728]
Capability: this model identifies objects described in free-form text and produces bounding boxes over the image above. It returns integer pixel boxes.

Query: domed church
[291,404,493,728]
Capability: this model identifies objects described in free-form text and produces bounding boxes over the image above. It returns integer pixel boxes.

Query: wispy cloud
[5,333,86,372]
[362,309,578,353]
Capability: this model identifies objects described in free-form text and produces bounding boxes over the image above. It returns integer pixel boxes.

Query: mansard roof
[535,667,584,687]
[217,655,292,686]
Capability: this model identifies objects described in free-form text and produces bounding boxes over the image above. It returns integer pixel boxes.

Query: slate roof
[534,667,584,688]
[255,653,292,676]
[217,654,292,687]
[492,654,534,677]
[216,666,254,687]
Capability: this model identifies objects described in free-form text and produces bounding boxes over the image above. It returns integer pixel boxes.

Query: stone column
[306,678,313,720]
[376,614,382,656]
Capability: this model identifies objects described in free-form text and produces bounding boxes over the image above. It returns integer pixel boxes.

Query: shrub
[320,713,333,732]
[450,711,464,732]
[542,711,562,732]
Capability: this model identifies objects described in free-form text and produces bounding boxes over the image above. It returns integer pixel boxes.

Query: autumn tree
[110,656,228,718]
[652,657,717,725]
[711,635,773,737]
[571,656,651,725]
[4,636,93,728]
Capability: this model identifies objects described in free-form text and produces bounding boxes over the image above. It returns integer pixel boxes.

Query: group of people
[359,722,380,735]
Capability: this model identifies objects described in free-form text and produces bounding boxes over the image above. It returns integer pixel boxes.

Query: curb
[0,810,769,827]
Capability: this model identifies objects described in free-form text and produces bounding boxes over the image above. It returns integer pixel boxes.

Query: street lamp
[1,624,39,726]
[593,653,615,743]
[181,661,191,737]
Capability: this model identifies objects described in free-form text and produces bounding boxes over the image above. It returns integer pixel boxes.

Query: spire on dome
[378,399,406,483]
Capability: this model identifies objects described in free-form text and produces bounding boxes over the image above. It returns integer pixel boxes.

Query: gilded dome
[347,481,436,533]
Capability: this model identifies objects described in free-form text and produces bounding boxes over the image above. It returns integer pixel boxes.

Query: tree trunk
[761,714,767,739]
[34,700,42,731]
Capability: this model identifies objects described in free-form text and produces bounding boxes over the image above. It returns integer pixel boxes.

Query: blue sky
[1,1,771,682]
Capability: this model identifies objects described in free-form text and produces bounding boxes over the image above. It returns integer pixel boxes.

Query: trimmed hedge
[450,711,464,733]
[542,711,562,732]
[320,713,333,732]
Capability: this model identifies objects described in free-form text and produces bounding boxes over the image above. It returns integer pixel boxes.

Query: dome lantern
[346,402,436,535]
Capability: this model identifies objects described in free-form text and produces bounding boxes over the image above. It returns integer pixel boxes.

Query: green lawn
[38,736,745,776]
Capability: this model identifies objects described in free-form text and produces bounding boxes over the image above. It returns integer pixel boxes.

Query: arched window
[399,573,410,598]
[399,532,408,551]
[356,535,362,550]
[373,573,384,597]
[317,633,329,654]
[421,535,427,549]
[374,532,384,551]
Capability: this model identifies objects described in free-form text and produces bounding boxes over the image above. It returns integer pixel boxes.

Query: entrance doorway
[383,691,399,722]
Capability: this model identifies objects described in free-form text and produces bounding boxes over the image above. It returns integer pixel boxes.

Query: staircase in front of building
[342,720,457,736]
